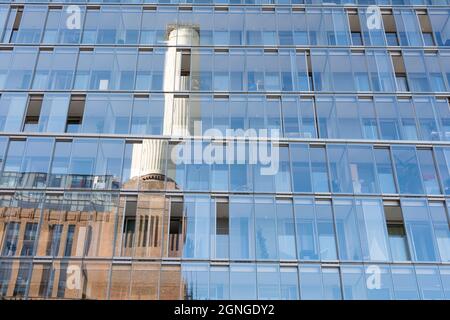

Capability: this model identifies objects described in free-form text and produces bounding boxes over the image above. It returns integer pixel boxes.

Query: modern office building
[0,0,449,300]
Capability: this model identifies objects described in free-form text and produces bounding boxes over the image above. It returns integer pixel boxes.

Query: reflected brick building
[1,0,450,300]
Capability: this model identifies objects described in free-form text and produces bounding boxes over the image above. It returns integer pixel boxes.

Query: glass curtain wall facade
[0,0,449,301]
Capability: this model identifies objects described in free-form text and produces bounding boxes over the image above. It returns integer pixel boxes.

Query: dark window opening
[65,96,85,133]
[384,203,411,261]
[169,201,183,257]
[23,96,43,132]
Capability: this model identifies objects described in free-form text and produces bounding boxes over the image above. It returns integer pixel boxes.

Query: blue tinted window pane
[415,266,444,300]
[310,147,329,192]
[181,263,209,300]
[120,142,141,190]
[186,163,210,192]
[328,145,353,194]
[15,7,46,44]
[316,200,338,261]
[229,196,254,260]
[391,266,420,299]
[417,149,441,194]
[274,146,291,193]
[276,200,296,260]
[281,98,304,138]
[230,164,252,192]
[38,94,70,133]
[209,266,230,300]
[211,164,228,192]
[375,98,401,140]
[20,138,53,188]
[131,96,164,135]
[433,99,450,141]
[0,137,8,174]
[435,147,450,194]
[82,95,131,134]
[322,268,342,300]
[392,146,424,194]
[366,50,396,92]
[6,48,37,90]
[397,99,418,140]
[306,9,351,46]
[359,9,386,46]
[257,265,281,300]
[439,267,450,300]
[280,267,299,300]
[335,98,362,139]
[94,139,123,190]
[0,94,27,133]
[333,199,363,261]
[253,161,274,193]
[365,266,394,300]
[428,9,450,47]
[414,98,441,141]
[402,199,438,262]
[355,199,390,262]
[316,98,336,138]
[341,266,368,300]
[328,51,356,91]
[429,202,450,262]
[0,140,26,188]
[255,197,277,260]
[347,146,379,194]
[299,99,316,138]
[394,9,424,46]
[183,196,210,259]
[290,144,312,193]
[294,198,319,261]
[210,267,229,300]
[49,141,71,188]
[374,148,397,194]
[299,265,323,300]
[68,139,98,189]
[230,264,256,300]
